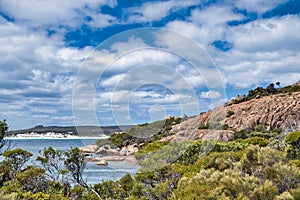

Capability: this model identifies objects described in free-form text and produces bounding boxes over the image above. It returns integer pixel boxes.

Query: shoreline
[85,155,138,165]
[6,133,109,140]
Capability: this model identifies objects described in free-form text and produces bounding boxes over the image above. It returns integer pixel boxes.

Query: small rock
[96,160,108,166]
[79,144,98,153]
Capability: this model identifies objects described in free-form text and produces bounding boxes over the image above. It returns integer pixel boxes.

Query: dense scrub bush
[136,142,188,172]
[212,141,248,152]
[94,180,127,199]
[176,140,202,165]
[254,124,267,133]
[247,131,273,139]
[279,85,300,93]
[291,186,300,199]
[266,163,300,193]
[285,131,300,159]
[119,173,134,192]
[172,168,278,200]
[133,166,181,200]
[233,130,247,140]
[244,136,269,147]
[2,148,33,179]
[136,141,169,155]
[109,132,133,148]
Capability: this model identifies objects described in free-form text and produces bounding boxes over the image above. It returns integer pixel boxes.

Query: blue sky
[0,0,300,130]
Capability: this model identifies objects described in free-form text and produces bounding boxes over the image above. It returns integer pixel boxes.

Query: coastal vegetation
[0,83,300,199]
[2,124,299,199]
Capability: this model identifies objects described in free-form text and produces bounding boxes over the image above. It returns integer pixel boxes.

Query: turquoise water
[2,138,140,185]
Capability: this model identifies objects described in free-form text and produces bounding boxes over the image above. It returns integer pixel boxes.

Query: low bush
[244,137,269,147]
[226,110,235,117]
[285,131,300,159]
[109,132,132,148]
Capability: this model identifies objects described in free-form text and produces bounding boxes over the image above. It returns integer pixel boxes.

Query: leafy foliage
[109,132,133,148]
[119,173,134,192]
[244,136,270,147]
[94,180,127,199]
[285,131,300,159]
[63,147,87,187]
[36,147,67,182]
[0,120,9,154]
[0,119,300,199]
[2,148,33,178]
[279,84,300,93]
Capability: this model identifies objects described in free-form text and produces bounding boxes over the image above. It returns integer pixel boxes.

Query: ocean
[2,137,140,185]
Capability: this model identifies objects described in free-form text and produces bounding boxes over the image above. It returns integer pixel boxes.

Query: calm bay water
[3,138,140,185]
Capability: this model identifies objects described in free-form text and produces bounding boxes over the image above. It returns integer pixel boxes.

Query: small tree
[15,166,48,193]
[64,147,101,199]
[64,147,86,187]
[266,83,277,94]
[37,147,67,182]
[276,82,281,88]
[0,120,9,154]
[2,148,33,178]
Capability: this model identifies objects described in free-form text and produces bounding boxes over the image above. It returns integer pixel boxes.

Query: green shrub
[136,141,169,155]
[285,131,300,145]
[133,166,181,199]
[226,110,235,117]
[171,167,279,200]
[109,132,132,148]
[267,163,300,193]
[212,141,248,152]
[285,131,300,159]
[94,180,127,199]
[198,123,209,129]
[275,191,294,200]
[119,173,134,192]
[136,142,188,172]
[176,140,202,165]
[244,137,269,147]
[288,159,300,167]
[279,85,300,93]
[252,180,278,200]
[233,130,247,140]
[291,186,300,200]
[291,111,297,115]
[248,131,272,139]
[254,124,267,133]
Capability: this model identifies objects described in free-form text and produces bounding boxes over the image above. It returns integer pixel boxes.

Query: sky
[0,0,300,130]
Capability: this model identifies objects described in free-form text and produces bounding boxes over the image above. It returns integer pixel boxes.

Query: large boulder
[79,144,98,153]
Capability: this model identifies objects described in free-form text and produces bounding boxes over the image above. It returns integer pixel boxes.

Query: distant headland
[6,125,133,137]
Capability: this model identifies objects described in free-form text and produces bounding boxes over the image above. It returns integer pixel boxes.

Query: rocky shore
[80,143,138,166]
